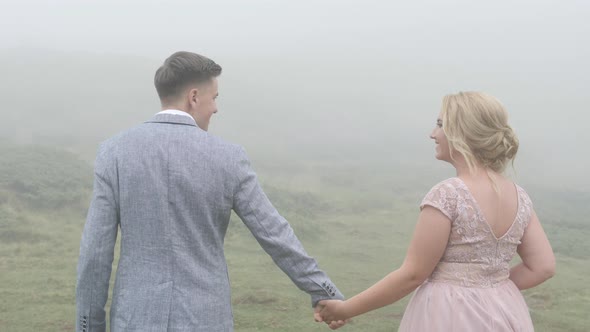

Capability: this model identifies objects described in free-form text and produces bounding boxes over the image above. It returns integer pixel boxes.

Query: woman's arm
[319,206,451,322]
[509,210,555,290]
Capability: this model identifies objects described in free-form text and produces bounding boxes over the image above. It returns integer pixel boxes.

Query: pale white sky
[1,0,588,59]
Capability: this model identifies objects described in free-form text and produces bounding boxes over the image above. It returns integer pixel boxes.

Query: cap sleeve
[516,185,534,229]
[420,179,459,221]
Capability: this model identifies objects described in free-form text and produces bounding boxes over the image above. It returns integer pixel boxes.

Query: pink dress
[398,178,535,332]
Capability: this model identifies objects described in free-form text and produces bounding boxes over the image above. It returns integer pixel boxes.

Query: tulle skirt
[398,280,534,332]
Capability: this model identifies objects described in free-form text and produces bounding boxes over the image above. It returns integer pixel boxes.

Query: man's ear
[188,88,199,106]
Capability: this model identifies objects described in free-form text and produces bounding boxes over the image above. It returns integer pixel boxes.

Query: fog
[1,0,589,189]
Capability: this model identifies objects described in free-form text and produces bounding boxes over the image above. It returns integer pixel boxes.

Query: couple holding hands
[76,51,554,332]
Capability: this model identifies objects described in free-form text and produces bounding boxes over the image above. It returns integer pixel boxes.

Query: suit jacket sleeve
[231,147,344,307]
[75,143,120,332]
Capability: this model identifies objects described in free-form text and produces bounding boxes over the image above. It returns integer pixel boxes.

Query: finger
[314,303,326,322]
[330,319,346,330]
[314,311,323,323]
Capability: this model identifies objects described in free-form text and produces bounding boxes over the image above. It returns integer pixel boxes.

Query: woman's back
[460,174,519,239]
[421,177,533,287]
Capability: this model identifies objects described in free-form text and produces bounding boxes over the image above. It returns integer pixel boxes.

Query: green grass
[0,144,588,331]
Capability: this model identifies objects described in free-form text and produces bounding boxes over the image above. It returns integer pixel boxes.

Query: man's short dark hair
[154,51,222,101]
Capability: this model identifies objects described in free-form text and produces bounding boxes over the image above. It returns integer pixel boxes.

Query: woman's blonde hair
[441,91,519,174]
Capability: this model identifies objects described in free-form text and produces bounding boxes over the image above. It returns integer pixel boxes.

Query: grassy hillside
[0,143,588,331]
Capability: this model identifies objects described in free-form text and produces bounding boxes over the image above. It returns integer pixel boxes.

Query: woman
[318,92,555,331]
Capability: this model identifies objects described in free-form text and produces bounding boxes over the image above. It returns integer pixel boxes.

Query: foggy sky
[1,0,589,189]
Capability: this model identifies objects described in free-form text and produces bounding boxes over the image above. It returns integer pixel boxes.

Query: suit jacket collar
[145,113,198,128]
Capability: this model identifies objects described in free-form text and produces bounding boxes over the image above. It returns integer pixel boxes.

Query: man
[75,51,344,332]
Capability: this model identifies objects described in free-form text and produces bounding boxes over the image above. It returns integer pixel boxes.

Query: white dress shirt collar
[156,109,196,124]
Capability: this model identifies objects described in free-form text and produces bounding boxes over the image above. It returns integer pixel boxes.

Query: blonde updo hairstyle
[441,92,519,174]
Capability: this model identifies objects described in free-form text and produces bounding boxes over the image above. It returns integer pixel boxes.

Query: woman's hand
[315,301,348,330]
[319,300,350,323]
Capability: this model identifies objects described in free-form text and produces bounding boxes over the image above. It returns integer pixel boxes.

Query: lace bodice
[421,178,533,288]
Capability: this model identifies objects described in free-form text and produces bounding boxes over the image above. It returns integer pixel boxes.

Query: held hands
[314,300,350,330]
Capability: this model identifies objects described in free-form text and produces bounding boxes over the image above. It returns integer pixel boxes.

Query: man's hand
[314,303,348,330]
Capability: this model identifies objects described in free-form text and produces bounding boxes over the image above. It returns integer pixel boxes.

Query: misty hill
[0,143,91,248]
[0,143,92,211]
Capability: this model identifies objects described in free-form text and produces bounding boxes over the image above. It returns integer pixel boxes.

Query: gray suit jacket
[75,113,343,332]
